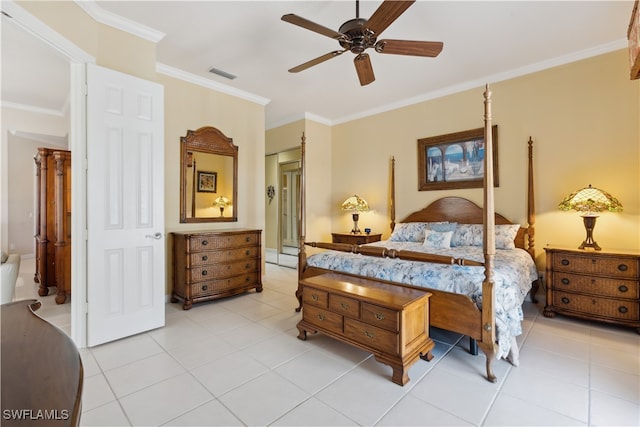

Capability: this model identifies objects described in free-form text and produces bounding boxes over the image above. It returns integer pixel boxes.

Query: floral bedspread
[305,241,538,359]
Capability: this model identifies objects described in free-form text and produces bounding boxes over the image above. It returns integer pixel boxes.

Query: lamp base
[578,215,601,251]
[351,213,361,234]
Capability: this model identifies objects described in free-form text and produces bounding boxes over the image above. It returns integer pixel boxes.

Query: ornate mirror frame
[180,126,238,223]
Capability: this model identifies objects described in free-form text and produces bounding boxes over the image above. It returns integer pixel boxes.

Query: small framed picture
[197,171,217,193]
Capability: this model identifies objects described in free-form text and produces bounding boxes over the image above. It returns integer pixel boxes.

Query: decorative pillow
[495,224,520,250]
[426,222,457,233]
[451,223,520,249]
[423,229,453,249]
[389,222,429,242]
[451,224,483,247]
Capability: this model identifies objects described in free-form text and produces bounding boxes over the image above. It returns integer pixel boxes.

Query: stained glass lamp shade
[341,195,369,234]
[558,185,622,250]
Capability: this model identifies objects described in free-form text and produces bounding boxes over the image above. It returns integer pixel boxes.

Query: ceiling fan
[281,0,443,86]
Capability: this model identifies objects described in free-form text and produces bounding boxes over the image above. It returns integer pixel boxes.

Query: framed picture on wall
[197,171,217,193]
[418,125,499,191]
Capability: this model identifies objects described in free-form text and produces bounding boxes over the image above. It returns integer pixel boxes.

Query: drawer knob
[561,259,570,266]
[618,285,628,293]
[201,285,208,291]
[246,237,251,242]
[340,303,349,310]
[202,240,208,246]
[202,255,208,261]
[561,297,570,304]
[561,278,570,285]
[317,313,325,321]
[246,250,250,255]
[311,294,319,301]
[364,331,375,339]
[201,270,208,276]
[374,312,385,321]
[618,306,628,314]
[245,263,250,269]
[618,264,628,272]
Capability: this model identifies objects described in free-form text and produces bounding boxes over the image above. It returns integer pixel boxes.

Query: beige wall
[329,49,639,269]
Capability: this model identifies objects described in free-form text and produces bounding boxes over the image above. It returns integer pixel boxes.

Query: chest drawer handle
[202,240,208,246]
[618,306,628,314]
[364,331,375,339]
[246,250,250,255]
[311,294,319,301]
[201,285,208,291]
[618,285,629,293]
[246,237,251,242]
[618,264,628,272]
[245,263,251,269]
[374,312,385,321]
[317,313,325,321]
[561,259,570,266]
[201,255,208,261]
[561,297,570,304]
[561,278,570,285]
[202,270,208,276]
[340,303,349,310]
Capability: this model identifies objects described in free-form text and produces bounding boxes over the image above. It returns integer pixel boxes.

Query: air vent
[208,67,236,80]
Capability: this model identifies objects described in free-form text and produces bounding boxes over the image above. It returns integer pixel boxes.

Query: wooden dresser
[171,229,262,310]
[34,148,72,304]
[297,272,434,385]
[544,246,640,332]
[331,232,382,245]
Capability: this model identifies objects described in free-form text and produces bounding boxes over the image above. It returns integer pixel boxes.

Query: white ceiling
[1,1,634,128]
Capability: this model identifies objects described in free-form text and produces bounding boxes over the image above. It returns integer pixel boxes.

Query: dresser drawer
[553,291,640,321]
[552,253,638,278]
[188,260,259,282]
[303,287,328,308]
[329,294,360,319]
[188,246,259,266]
[361,302,399,332]
[187,232,259,251]
[552,272,640,299]
[190,273,259,297]
[303,305,343,335]
[344,318,398,355]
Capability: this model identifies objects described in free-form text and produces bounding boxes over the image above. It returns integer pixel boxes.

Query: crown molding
[156,63,270,106]
[74,0,165,43]
[1,101,65,117]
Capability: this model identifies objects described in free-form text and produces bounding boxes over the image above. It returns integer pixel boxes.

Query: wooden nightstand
[544,245,640,333]
[331,232,382,245]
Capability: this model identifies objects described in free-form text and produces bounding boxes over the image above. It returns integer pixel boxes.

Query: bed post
[295,132,307,311]
[479,84,498,383]
[390,156,396,232]
[527,136,539,303]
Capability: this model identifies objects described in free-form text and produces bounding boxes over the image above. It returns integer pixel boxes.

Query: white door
[86,64,165,346]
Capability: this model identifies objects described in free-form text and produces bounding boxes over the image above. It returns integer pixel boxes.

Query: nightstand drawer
[553,273,640,299]
[552,291,639,321]
[553,253,638,278]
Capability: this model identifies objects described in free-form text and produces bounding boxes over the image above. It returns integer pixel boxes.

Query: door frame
[4,1,94,347]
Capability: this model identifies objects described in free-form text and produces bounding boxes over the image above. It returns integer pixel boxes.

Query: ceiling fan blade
[354,53,375,86]
[288,50,346,73]
[375,39,443,57]
[281,14,344,40]
[365,0,415,36]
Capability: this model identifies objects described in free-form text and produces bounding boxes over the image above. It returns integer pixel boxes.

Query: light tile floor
[13,257,640,426]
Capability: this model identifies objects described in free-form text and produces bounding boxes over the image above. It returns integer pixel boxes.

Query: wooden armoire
[34,147,71,304]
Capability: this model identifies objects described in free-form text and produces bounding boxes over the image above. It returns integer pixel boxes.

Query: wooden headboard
[399,196,531,253]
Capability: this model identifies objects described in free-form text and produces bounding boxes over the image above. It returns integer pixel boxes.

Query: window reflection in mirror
[180,126,238,223]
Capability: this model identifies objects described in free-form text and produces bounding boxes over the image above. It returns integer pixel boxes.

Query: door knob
[145,232,162,240]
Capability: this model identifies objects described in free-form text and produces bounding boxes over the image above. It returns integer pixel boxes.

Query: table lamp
[558,184,622,250]
[214,196,229,217]
[341,194,369,234]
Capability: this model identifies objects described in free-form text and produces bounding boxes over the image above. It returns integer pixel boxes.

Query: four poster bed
[295,86,540,382]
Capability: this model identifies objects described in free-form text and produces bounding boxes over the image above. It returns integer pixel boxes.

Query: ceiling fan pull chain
[356,0,360,19]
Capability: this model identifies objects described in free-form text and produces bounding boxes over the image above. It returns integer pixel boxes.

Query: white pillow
[423,229,453,249]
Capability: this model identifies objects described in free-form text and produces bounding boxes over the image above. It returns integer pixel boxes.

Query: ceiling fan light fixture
[208,67,236,80]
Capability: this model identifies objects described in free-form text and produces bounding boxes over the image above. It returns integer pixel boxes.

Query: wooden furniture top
[1,300,83,426]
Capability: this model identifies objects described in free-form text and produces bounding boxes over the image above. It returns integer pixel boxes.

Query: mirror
[180,126,238,223]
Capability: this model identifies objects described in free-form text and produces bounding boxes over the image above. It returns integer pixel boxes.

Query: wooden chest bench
[297,272,434,385]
